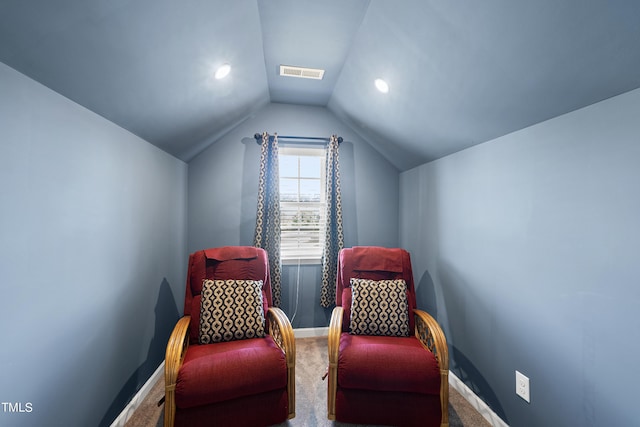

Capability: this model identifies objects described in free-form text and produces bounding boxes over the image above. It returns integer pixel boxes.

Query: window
[279,146,326,262]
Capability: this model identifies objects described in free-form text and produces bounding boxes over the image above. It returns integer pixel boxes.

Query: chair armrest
[267,307,296,419]
[414,309,448,370]
[327,306,343,420]
[164,315,190,427]
[414,309,449,427]
[328,306,343,368]
[267,307,295,364]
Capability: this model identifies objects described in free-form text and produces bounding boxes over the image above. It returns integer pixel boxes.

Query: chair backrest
[183,246,272,344]
[336,246,417,333]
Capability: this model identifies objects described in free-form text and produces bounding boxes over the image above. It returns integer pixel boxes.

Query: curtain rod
[253,133,343,144]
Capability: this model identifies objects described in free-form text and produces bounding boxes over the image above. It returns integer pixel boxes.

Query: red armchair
[164,247,295,427]
[327,246,449,427]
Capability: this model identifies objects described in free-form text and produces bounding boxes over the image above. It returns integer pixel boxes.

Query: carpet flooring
[124,337,490,427]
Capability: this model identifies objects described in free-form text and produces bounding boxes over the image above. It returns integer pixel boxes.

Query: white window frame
[279,145,326,264]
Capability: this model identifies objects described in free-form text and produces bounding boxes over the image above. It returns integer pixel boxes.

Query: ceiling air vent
[279,65,325,80]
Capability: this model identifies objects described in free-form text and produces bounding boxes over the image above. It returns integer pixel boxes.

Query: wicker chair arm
[328,306,343,366]
[414,309,449,427]
[267,307,296,419]
[164,315,191,427]
[327,306,343,420]
[267,307,295,364]
[414,309,448,370]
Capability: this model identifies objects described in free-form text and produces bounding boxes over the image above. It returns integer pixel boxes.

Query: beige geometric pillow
[199,279,265,344]
[349,278,410,337]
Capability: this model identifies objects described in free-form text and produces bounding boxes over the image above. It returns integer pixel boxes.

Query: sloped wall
[400,88,640,426]
[0,62,187,427]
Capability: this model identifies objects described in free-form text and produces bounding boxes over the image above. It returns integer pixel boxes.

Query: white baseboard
[293,326,329,338]
[110,361,165,427]
[449,372,509,427]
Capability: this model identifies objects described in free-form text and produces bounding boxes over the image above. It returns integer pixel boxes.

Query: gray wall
[400,88,640,426]
[0,62,188,427]
[188,102,400,327]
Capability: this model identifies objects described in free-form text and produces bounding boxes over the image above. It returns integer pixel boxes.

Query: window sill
[281,257,322,266]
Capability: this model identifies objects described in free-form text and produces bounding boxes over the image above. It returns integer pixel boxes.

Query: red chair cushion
[175,336,287,409]
[335,388,442,427]
[175,389,289,427]
[338,334,441,395]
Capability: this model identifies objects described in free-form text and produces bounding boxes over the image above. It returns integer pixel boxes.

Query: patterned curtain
[320,135,344,308]
[253,132,282,307]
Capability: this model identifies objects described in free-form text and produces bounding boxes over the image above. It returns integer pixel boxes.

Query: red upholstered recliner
[164,247,295,427]
[327,246,449,427]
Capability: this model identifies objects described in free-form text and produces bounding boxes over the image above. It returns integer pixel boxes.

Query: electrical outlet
[515,370,530,403]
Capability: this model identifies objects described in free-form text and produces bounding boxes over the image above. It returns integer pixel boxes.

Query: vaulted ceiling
[2,0,639,170]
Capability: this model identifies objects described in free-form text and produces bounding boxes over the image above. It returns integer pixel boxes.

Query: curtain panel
[253,132,282,307]
[320,135,344,308]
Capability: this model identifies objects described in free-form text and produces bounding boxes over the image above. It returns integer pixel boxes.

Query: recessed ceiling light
[374,78,389,93]
[215,63,231,79]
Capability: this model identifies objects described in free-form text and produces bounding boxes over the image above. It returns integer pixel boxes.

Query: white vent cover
[279,65,325,80]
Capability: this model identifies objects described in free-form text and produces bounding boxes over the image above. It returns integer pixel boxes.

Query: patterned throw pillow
[199,279,266,344]
[349,278,410,337]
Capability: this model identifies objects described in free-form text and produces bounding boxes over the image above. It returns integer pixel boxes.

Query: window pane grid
[279,148,325,261]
